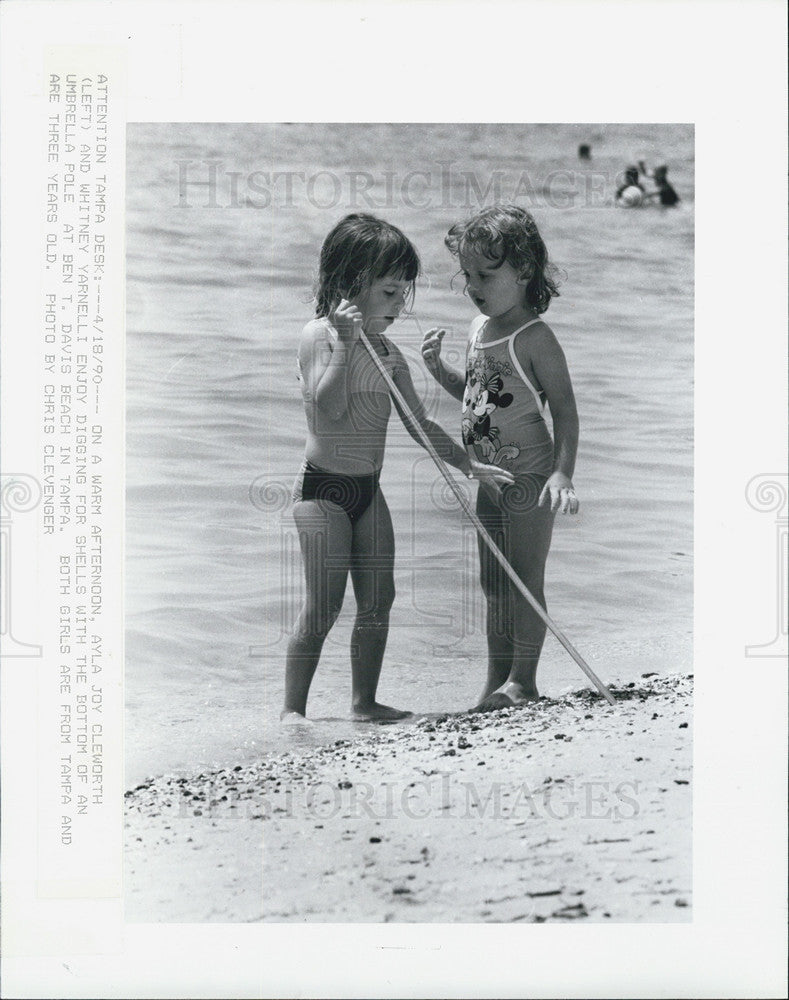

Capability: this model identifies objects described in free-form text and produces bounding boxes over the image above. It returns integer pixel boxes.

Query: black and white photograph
[123,123,695,924]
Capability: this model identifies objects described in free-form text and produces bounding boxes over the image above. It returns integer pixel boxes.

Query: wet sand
[125,673,692,923]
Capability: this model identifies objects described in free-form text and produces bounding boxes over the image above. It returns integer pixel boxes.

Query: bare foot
[352,702,413,722]
[280,710,314,726]
[471,681,539,713]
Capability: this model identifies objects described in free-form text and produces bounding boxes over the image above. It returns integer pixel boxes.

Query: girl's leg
[282,500,352,719]
[499,493,555,699]
[475,485,515,702]
[348,489,410,720]
[474,478,555,710]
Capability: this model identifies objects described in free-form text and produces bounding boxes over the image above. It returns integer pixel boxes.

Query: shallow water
[126,123,693,784]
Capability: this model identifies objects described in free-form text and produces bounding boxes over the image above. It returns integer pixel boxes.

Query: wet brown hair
[445,205,561,314]
[315,213,420,317]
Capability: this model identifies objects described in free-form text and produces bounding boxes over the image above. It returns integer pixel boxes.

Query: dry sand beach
[125,672,692,923]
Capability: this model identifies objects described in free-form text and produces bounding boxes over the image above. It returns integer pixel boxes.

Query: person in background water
[577,143,591,160]
[282,213,512,724]
[422,205,581,711]
[615,165,644,203]
[639,161,680,206]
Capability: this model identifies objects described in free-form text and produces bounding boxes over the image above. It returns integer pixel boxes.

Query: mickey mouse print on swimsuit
[462,354,521,467]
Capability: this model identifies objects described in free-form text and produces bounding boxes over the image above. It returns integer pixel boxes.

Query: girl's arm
[299,301,361,422]
[389,347,514,491]
[518,323,580,515]
[421,327,465,402]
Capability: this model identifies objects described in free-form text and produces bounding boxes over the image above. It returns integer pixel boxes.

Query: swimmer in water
[639,162,680,207]
[615,165,645,204]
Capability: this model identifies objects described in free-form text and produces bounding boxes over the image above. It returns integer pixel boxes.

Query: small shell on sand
[125,672,693,924]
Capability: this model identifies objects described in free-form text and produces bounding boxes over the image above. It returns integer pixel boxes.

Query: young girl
[283,213,512,723]
[421,205,580,711]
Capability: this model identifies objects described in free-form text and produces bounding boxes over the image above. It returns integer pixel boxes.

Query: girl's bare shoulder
[302,316,333,335]
[300,316,336,346]
[522,316,560,345]
[513,317,564,367]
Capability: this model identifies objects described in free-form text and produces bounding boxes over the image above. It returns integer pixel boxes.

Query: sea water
[125,123,693,784]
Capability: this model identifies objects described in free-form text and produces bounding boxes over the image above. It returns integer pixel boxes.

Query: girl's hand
[469,459,515,495]
[421,327,446,378]
[333,298,364,343]
[539,472,579,514]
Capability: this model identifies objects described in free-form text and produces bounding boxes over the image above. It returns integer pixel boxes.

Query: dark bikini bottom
[292,460,381,525]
